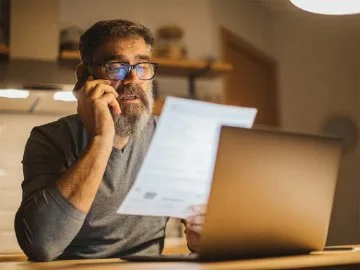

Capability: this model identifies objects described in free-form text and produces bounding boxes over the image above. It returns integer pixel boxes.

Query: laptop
[122,126,343,262]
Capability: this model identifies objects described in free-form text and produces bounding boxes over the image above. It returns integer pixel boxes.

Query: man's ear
[75,63,90,81]
[73,63,90,91]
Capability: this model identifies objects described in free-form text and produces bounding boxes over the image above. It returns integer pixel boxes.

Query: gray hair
[79,19,154,65]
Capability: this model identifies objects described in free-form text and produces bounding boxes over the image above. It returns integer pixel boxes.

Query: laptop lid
[199,126,342,261]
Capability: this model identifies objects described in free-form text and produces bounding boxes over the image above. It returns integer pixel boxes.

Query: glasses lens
[135,63,155,80]
[105,63,129,80]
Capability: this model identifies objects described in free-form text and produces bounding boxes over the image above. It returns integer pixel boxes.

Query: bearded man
[14,19,203,262]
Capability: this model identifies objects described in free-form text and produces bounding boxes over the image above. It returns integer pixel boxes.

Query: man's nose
[122,69,138,85]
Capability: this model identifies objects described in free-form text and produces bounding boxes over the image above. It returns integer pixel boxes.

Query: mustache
[118,85,150,109]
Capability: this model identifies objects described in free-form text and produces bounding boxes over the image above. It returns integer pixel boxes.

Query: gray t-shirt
[15,114,167,261]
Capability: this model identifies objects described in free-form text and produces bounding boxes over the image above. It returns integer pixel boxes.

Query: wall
[272,11,360,244]
[210,0,273,57]
[0,113,66,252]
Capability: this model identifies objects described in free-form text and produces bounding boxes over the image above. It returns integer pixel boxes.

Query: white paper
[117,97,257,218]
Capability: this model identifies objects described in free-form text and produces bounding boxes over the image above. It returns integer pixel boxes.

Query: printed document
[117,97,257,218]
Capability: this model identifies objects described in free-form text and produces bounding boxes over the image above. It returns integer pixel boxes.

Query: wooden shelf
[1,47,231,98]
[1,48,232,78]
[0,44,10,55]
[59,50,232,78]
[59,49,80,59]
[154,58,232,78]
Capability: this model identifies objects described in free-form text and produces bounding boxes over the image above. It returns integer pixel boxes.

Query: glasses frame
[92,61,159,81]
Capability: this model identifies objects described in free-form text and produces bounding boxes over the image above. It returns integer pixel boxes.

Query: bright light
[0,168,7,176]
[0,89,30,99]
[290,0,360,15]
[53,91,77,102]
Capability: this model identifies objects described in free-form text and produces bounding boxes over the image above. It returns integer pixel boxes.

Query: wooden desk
[0,253,27,262]
[2,248,360,270]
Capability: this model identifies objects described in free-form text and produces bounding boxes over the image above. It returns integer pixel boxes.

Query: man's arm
[57,77,120,212]
[55,135,113,212]
[15,78,120,261]
[15,131,113,261]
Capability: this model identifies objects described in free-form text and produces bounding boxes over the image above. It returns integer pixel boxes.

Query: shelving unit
[0,47,232,115]
[60,50,231,76]
[0,44,9,54]
[60,50,232,99]
[0,44,10,60]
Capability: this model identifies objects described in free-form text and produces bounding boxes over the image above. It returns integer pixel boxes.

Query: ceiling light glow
[290,0,360,15]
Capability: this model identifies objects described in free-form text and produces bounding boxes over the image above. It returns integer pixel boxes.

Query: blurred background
[0,0,360,255]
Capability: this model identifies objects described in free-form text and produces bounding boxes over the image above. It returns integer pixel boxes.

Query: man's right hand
[55,77,121,213]
[76,77,121,140]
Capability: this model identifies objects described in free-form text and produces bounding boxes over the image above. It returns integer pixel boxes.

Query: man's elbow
[15,232,62,262]
[24,246,60,262]
[15,212,61,261]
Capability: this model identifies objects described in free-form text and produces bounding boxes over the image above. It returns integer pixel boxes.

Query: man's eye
[108,63,122,69]
[108,67,120,72]
[137,64,149,69]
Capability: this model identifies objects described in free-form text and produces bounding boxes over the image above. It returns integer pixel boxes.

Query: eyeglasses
[93,61,159,80]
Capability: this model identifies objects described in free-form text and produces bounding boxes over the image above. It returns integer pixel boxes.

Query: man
[14,19,204,262]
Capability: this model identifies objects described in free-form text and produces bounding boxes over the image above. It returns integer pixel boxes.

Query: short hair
[79,19,155,65]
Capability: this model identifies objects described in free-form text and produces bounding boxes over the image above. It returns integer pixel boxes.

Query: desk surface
[2,247,360,270]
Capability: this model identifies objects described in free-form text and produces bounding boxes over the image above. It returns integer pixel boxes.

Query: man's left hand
[184,204,207,253]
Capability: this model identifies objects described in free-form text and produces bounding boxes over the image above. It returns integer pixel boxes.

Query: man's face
[92,37,154,137]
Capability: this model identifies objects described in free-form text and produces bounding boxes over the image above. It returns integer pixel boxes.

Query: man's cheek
[144,83,153,98]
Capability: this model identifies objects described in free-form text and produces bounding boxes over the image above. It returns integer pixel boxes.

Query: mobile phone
[74,68,90,91]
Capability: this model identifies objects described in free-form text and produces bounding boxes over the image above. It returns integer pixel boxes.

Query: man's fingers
[83,79,112,94]
[186,215,205,226]
[90,84,118,99]
[187,224,203,234]
[98,93,121,115]
[191,204,207,215]
[108,99,121,116]
[184,206,206,254]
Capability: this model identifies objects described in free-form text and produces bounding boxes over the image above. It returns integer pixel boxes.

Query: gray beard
[111,84,154,138]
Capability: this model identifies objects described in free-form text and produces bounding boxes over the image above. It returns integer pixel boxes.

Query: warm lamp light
[0,89,30,99]
[289,0,360,15]
[53,91,77,102]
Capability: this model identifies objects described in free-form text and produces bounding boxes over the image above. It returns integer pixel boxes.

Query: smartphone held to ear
[74,69,90,92]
